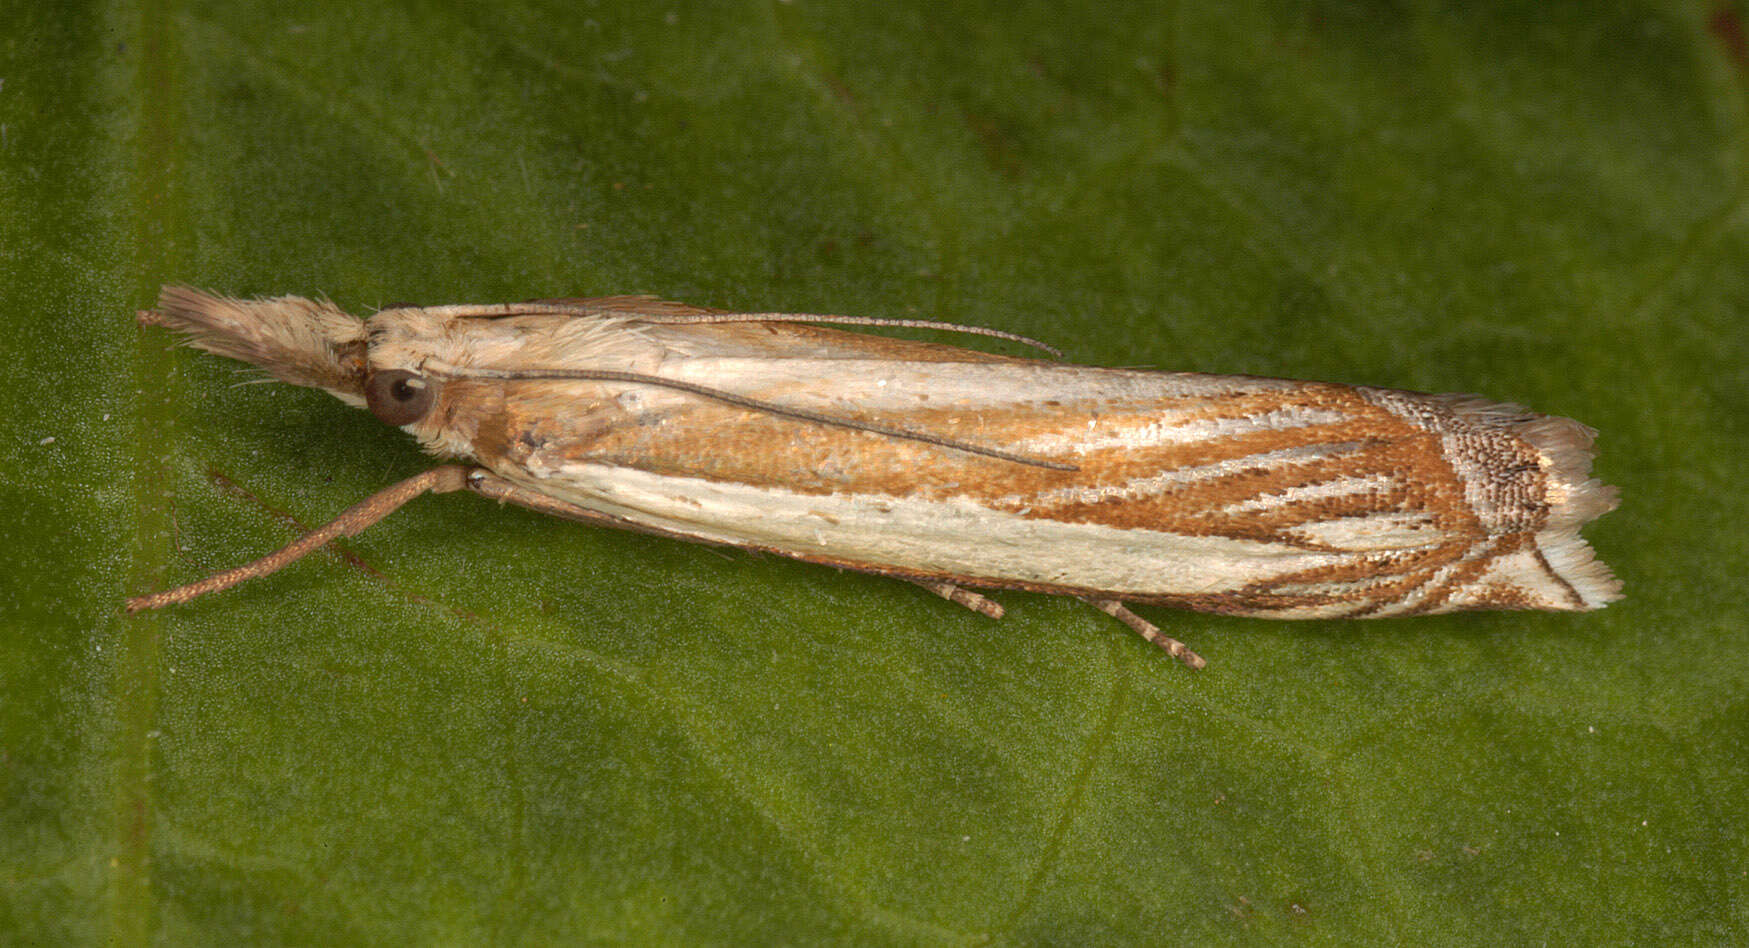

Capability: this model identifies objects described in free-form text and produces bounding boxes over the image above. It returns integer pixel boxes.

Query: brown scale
[450,360,1576,622]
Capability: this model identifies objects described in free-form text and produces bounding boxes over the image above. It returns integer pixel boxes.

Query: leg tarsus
[1084,597,1206,670]
[125,465,473,612]
[910,579,1005,619]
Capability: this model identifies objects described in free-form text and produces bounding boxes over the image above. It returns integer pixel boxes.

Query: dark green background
[4,1,1745,943]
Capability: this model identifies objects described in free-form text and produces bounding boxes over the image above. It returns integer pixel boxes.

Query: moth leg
[126,466,473,612]
[909,580,1005,619]
[1083,598,1206,670]
[461,469,646,530]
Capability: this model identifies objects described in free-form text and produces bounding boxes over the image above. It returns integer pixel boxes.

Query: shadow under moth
[128,287,1621,669]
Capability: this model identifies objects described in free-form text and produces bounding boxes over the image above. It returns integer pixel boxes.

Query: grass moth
[128,287,1621,669]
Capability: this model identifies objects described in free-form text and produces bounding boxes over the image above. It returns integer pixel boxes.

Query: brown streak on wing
[432,333,1594,617]
[1386,535,1519,615]
[1225,544,1464,614]
[1530,546,1586,610]
[499,377,1493,547]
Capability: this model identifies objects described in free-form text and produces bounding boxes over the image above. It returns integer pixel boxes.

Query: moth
[128,287,1621,669]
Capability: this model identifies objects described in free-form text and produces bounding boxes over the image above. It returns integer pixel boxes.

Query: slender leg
[125,466,472,612]
[128,466,1203,676]
[908,580,1005,619]
[1083,597,1206,670]
[461,469,644,529]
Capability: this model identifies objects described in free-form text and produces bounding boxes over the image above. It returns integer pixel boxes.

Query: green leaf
[6,1,1747,943]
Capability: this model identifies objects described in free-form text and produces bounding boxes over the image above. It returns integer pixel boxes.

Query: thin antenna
[639,313,1062,358]
[387,303,1063,357]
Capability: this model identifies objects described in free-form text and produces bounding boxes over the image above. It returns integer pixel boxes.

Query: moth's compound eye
[365,369,438,426]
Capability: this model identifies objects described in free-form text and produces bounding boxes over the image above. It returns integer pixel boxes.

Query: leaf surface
[4,1,1746,943]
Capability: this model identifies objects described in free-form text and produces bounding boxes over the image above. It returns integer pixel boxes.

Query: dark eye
[365,369,438,426]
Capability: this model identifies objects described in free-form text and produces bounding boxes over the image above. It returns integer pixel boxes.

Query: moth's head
[144,287,461,443]
[142,286,370,406]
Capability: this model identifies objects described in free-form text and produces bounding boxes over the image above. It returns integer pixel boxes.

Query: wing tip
[1513,411,1623,610]
[1436,394,1623,610]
